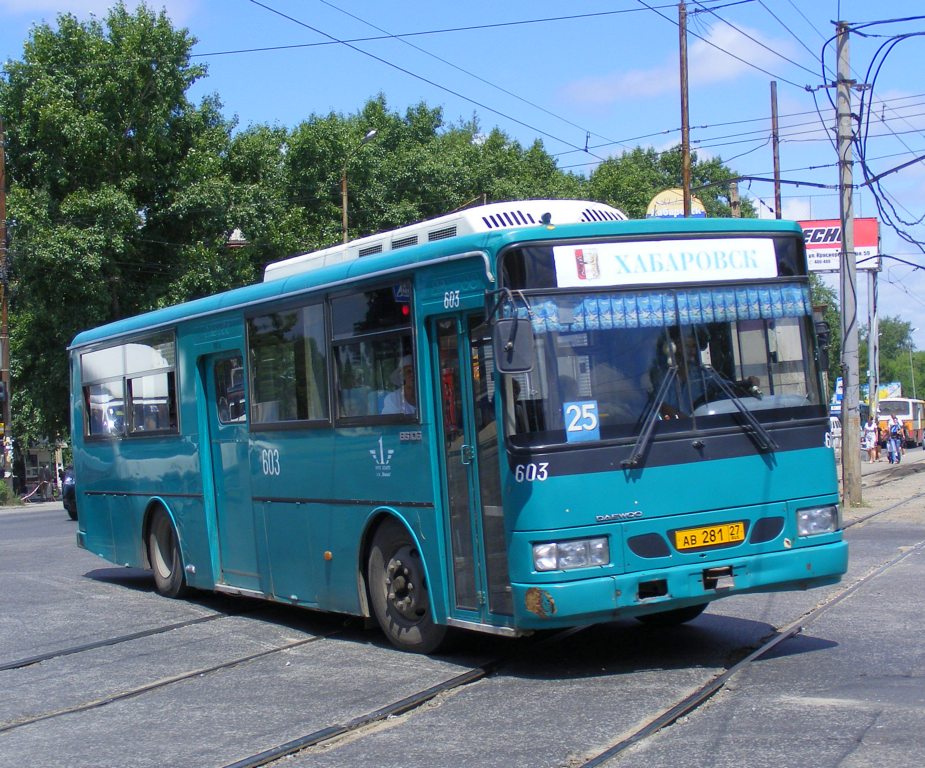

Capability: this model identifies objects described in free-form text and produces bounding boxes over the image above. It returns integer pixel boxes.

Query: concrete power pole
[678,2,692,217]
[770,81,782,218]
[0,120,10,487]
[836,22,862,506]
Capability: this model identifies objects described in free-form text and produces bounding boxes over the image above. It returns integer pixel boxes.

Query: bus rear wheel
[636,603,707,626]
[367,518,447,654]
[147,510,187,599]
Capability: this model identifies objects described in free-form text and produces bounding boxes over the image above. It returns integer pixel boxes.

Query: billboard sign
[646,188,707,218]
[798,218,880,272]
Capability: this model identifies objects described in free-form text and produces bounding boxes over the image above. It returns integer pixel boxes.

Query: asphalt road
[1,453,923,768]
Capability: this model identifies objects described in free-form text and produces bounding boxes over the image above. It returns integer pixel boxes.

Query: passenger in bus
[382,356,417,415]
[656,325,758,419]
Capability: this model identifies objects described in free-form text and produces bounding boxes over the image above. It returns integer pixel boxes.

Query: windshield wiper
[622,366,677,469]
[701,366,778,452]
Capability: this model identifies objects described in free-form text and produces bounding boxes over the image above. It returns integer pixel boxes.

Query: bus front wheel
[147,510,188,599]
[367,518,447,654]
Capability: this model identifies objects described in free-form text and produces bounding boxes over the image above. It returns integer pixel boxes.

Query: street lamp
[909,328,918,399]
[341,129,378,243]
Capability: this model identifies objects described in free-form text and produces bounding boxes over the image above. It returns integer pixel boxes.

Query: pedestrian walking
[887,414,903,464]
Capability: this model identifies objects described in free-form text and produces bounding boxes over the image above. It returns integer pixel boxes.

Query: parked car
[62,466,77,520]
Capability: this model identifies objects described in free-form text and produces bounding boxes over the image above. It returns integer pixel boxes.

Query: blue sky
[3,1,925,354]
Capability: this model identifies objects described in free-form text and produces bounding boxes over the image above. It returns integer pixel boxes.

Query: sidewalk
[839,443,925,523]
[0,498,64,517]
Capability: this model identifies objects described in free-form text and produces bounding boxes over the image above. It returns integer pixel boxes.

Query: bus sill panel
[444,618,528,638]
[509,540,848,630]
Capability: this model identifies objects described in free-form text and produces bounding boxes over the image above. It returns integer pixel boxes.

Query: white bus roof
[263,199,627,282]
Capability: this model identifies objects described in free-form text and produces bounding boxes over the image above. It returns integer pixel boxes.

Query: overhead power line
[246,0,607,160]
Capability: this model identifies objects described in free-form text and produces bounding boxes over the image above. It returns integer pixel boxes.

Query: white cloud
[781,198,812,220]
[561,21,797,106]
[687,23,794,86]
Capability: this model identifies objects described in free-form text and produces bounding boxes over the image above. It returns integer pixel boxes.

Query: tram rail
[3,490,921,767]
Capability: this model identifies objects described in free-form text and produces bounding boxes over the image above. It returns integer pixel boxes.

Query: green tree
[587,146,755,218]
[0,2,234,440]
[809,275,841,399]
[861,316,921,398]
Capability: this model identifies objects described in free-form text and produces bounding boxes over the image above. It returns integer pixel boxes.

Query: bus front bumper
[509,540,848,630]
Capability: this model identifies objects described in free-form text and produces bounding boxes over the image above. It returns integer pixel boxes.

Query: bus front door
[203,353,260,592]
[435,315,513,625]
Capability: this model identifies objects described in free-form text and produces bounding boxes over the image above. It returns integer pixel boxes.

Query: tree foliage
[588,146,755,219]
[861,316,922,399]
[1,3,231,442]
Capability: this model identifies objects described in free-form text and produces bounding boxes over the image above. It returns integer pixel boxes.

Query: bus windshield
[503,282,825,447]
[878,400,912,417]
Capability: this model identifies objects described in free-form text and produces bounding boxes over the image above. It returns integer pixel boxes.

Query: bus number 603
[514,462,549,482]
[261,448,281,476]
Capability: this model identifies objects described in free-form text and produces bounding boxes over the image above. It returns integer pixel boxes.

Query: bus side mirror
[493,318,535,373]
[815,320,831,372]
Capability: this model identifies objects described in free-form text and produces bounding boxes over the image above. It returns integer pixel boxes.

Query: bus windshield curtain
[516,283,812,333]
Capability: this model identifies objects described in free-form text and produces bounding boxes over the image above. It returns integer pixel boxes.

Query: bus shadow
[81,569,837,674]
[82,566,371,637]
[492,613,839,681]
[84,566,155,592]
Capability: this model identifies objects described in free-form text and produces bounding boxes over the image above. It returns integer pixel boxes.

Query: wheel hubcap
[385,547,424,621]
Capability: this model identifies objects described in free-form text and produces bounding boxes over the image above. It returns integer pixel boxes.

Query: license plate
[674,522,746,551]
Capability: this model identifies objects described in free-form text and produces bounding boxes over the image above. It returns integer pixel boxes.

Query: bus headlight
[796,505,840,537]
[533,537,610,572]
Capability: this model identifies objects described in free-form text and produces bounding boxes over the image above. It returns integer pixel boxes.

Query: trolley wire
[246,0,607,161]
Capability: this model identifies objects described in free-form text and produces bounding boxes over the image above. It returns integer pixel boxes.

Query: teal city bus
[70,200,847,652]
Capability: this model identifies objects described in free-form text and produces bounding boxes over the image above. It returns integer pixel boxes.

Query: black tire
[367,518,447,653]
[147,510,187,598]
[636,603,707,627]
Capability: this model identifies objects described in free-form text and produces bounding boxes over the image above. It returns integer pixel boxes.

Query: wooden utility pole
[679,2,692,216]
[836,22,862,506]
[0,119,10,486]
[770,81,782,218]
[729,181,740,217]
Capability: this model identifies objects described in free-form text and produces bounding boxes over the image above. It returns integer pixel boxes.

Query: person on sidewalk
[863,416,879,462]
[887,414,903,464]
[39,464,52,500]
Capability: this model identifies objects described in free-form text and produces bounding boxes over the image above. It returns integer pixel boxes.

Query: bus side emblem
[370,436,394,478]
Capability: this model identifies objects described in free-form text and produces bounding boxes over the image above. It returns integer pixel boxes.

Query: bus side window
[215,357,247,424]
[330,281,414,423]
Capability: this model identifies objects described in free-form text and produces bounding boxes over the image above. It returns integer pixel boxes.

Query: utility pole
[836,22,862,507]
[678,2,692,216]
[770,81,782,218]
[0,120,10,488]
[868,270,879,420]
[729,181,740,218]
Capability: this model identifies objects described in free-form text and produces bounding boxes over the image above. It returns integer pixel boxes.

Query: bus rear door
[433,314,513,628]
[203,352,260,592]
